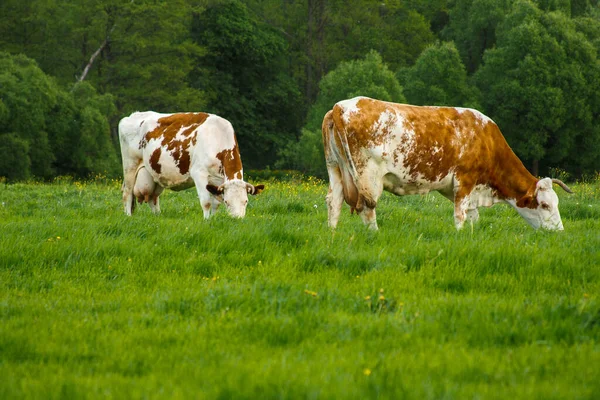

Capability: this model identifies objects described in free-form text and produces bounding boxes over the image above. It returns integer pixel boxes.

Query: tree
[324,0,435,73]
[0,52,58,179]
[49,82,120,177]
[398,41,480,108]
[0,0,208,115]
[0,134,31,182]
[305,51,405,132]
[475,0,600,176]
[405,0,451,35]
[443,0,512,73]
[0,52,120,180]
[190,0,302,169]
[278,51,405,177]
[247,0,434,105]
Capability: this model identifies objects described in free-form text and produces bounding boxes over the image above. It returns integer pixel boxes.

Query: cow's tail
[329,105,376,211]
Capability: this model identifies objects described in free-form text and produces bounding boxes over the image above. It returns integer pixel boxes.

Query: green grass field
[1,175,599,399]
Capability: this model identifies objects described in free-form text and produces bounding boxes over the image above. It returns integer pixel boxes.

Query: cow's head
[514,177,572,230]
[206,180,265,218]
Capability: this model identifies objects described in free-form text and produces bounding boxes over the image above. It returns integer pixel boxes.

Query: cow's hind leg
[148,186,164,214]
[122,171,138,216]
[355,166,382,230]
[325,164,344,229]
[121,151,141,215]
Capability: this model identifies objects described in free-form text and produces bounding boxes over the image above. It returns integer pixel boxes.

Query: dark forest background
[1,0,599,181]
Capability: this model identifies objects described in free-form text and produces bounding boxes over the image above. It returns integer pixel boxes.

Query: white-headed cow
[119,111,264,218]
[322,97,572,231]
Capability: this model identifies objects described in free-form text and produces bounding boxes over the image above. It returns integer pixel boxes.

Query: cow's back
[338,99,503,171]
[330,97,525,197]
[119,111,170,157]
[138,113,242,188]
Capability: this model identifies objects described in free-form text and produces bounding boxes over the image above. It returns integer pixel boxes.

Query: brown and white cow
[322,96,572,230]
[119,111,264,218]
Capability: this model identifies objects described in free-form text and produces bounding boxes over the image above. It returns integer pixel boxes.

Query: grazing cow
[119,111,264,218]
[322,96,572,231]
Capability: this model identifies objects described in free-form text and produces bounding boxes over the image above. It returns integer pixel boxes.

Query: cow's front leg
[196,187,214,219]
[191,171,216,219]
[325,165,344,228]
[453,194,470,230]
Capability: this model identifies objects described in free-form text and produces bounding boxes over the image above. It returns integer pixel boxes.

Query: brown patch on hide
[215,135,243,180]
[149,148,162,174]
[141,112,210,175]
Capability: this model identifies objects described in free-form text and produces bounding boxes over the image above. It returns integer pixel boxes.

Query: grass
[1,175,599,399]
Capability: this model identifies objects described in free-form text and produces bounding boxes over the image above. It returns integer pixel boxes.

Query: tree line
[0,0,599,181]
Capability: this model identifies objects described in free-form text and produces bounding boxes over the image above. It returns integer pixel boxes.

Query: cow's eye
[541,202,551,210]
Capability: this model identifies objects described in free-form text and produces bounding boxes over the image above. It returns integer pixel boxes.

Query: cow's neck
[489,147,538,204]
[216,145,244,181]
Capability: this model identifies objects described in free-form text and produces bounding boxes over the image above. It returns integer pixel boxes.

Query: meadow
[1,175,599,399]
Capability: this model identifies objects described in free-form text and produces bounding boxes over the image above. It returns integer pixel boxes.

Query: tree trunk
[77,38,108,82]
[531,159,539,177]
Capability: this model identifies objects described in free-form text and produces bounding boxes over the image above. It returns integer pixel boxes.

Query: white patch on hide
[468,184,499,209]
[338,97,368,124]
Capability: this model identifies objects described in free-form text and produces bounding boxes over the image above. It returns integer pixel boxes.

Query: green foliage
[405,0,451,34]
[279,51,405,177]
[1,179,600,397]
[475,0,600,175]
[0,52,58,179]
[276,128,327,178]
[0,53,120,180]
[324,0,435,71]
[1,0,599,179]
[0,134,30,182]
[0,0,207,113]
[306,51,405,132]
[442,0,512,73]
[191,0,302,168]
[246,0,435,104]
[70,83,120,176]
[399,41,481,108]
[91,0,207,113]
[535,0,572,14]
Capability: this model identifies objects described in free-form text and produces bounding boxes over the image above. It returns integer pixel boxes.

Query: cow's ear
[206,184,223,195]
[252,184,265,195]
[247,184,265,195]
[516,194,533,208]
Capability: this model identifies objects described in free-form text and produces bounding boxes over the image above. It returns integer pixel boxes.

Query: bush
[278,50,405,178]
[0,133,30,181]
[0,52,120,181]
